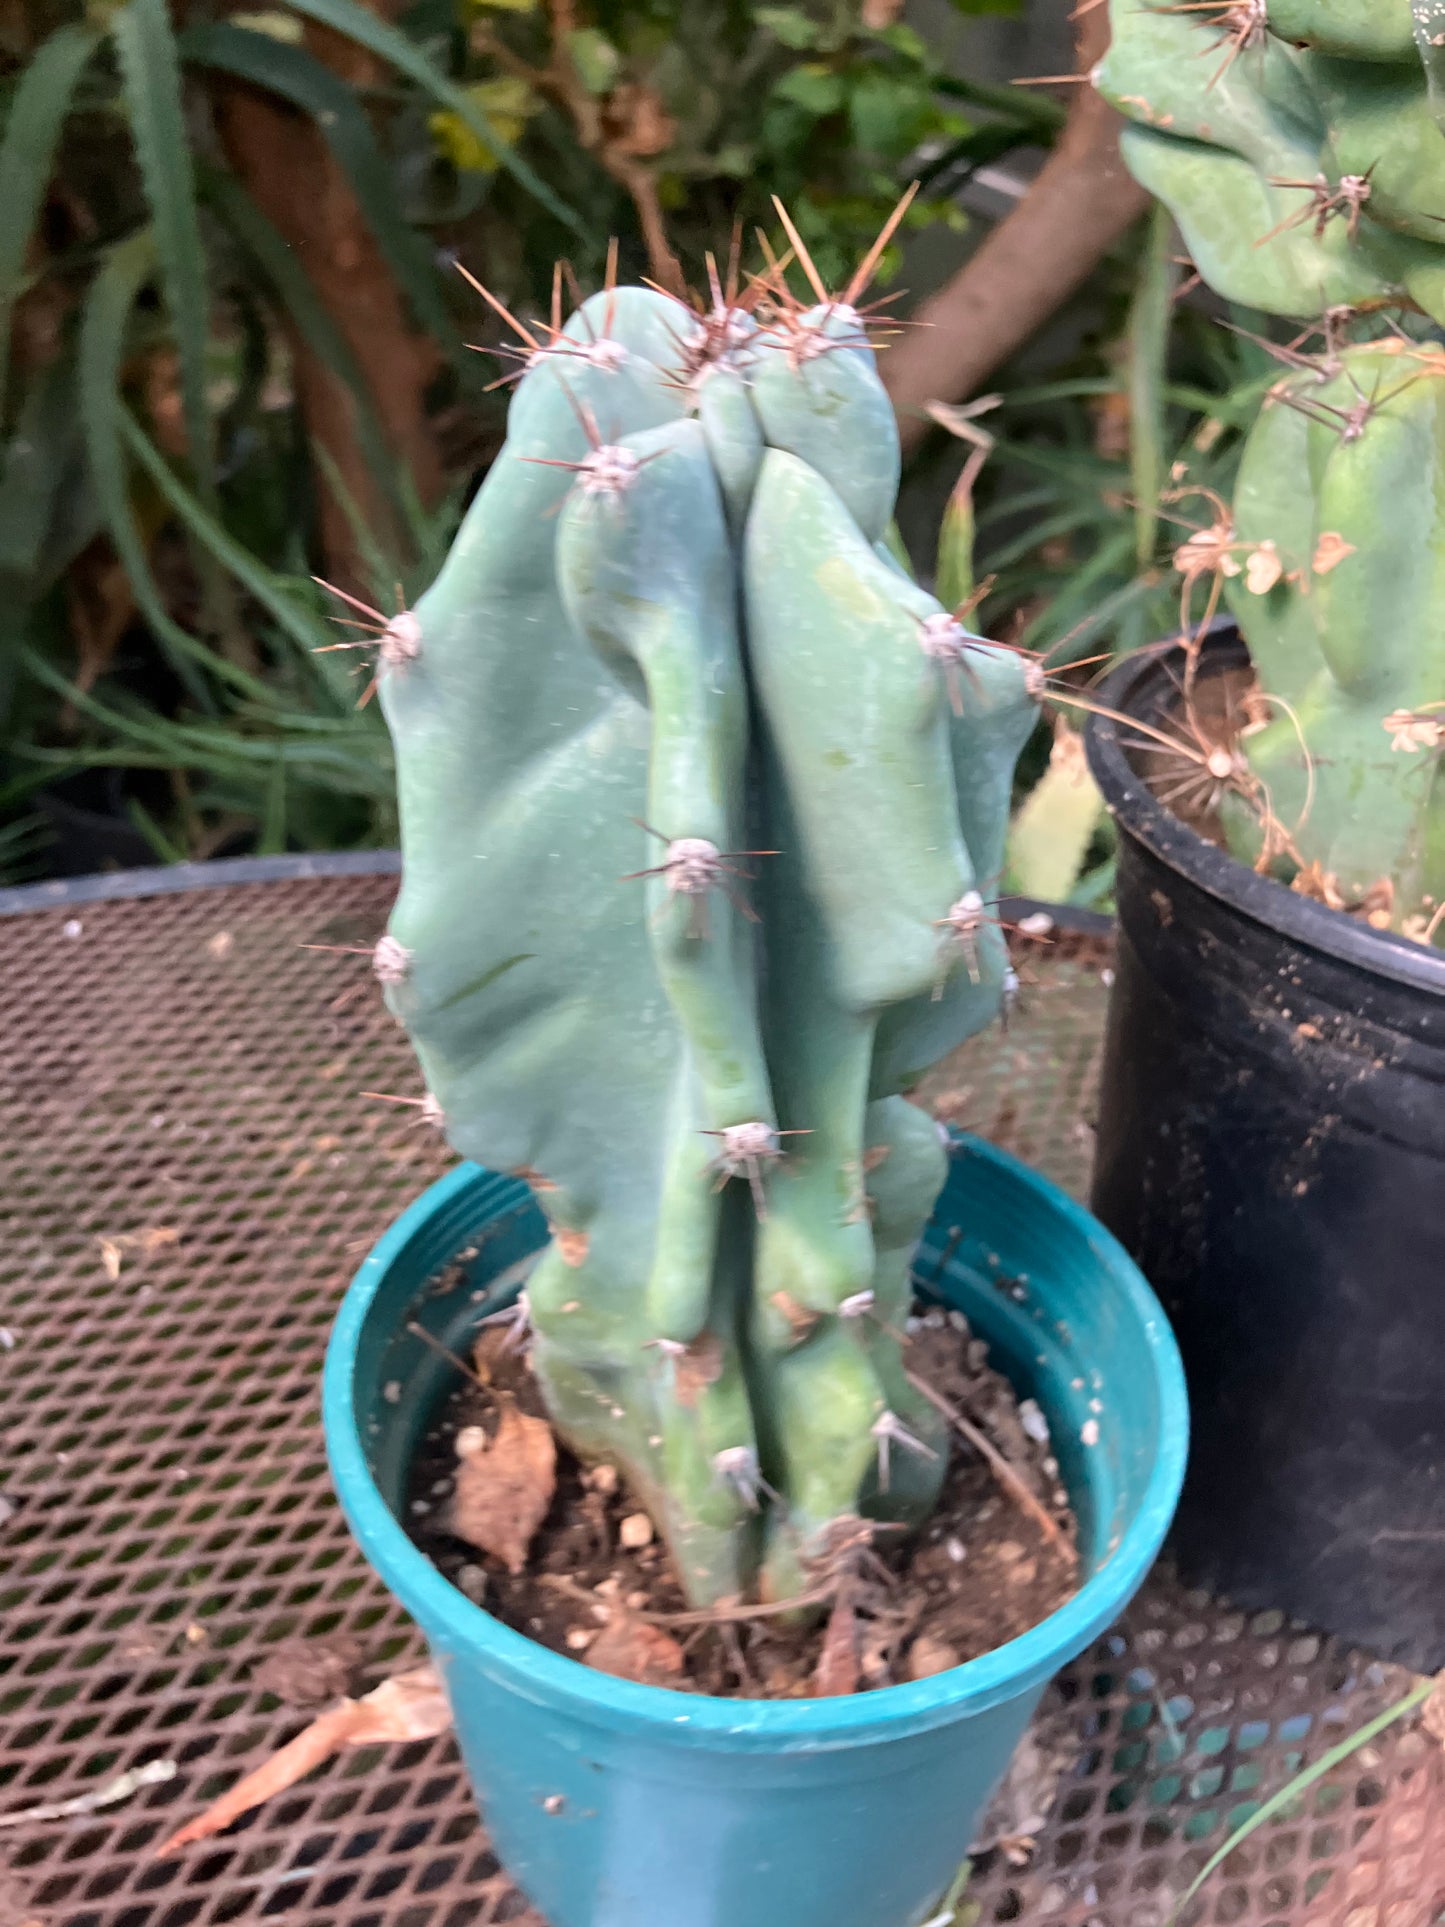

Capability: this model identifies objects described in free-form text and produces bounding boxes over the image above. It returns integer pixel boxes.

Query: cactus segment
[1225,343,1445,911]
[1104,2,1445,937]
[376,240,1038,1606]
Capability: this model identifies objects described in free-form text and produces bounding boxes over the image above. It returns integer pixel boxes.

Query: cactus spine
[1100,0,1445,938]
[369,235,1040,1608]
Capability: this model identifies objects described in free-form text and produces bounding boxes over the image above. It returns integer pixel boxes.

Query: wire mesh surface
[1,871,1440,1927]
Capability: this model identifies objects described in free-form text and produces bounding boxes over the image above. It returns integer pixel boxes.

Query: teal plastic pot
[324,1135,1186,1927]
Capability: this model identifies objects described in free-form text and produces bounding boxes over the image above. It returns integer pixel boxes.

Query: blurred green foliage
[4,0,1256,900]
[926,252,1286,906]
[1,0,1057,879]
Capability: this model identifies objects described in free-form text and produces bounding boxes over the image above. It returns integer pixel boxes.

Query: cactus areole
[1100,0,1445,942]
[368,256,1040,1609]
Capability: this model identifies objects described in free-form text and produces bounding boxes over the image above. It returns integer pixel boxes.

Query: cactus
[1099,0,1445,938]
[357,232,1041,1608]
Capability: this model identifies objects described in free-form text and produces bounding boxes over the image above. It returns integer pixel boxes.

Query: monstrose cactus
[360,239,1040,1608]
[1099,0,1445,939]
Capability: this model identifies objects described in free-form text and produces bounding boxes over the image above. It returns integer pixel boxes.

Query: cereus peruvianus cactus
[327,213,1041,1610]
[1097,0,1445,940]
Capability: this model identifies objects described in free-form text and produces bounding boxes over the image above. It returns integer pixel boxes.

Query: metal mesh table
[1,864,1440,1927]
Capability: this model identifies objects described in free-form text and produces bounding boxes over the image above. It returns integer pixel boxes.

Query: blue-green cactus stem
[375,260,1041,1608]
[1102,1,1445,936]
[1223,341,1445,915]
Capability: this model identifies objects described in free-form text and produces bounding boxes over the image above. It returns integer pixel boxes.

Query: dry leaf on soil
[586,1612,686,1687]
[155,1666,451,1857]
[446,1396,556,1574]
[472,1324,518,1382]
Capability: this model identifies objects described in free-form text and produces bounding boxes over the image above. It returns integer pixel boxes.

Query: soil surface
[403,1302,1080,1699]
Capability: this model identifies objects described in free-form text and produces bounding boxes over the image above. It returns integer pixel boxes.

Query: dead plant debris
[445,1395,556,1575]
[405,1287,1079,1700]
[155,1665,451,1857]
[97,1225,180,1280]
[586,1611,687,1687]
[251,1633,365,1708]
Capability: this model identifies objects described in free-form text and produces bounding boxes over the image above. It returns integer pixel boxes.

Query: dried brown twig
[902,1369,1077,1561]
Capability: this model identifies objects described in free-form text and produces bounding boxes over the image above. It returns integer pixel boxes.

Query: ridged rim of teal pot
[324,1136,1188,1749]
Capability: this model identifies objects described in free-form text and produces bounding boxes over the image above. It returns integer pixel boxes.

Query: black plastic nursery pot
[1085,627,1445,1671]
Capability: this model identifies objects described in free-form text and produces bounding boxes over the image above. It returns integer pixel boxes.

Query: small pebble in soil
[619,1513,654,1549]
[907,1634,961,1680]
[1018,1399,1050,1445]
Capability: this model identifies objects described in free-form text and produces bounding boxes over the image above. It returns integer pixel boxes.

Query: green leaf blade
[78,229,273,710]
[0,22,99,412]
[113,0,217,508]
[200,164,409,544]
[118,408,337,674]
[1127,203,1178,571]
[281,0,586,234]
[181,22,465,364]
